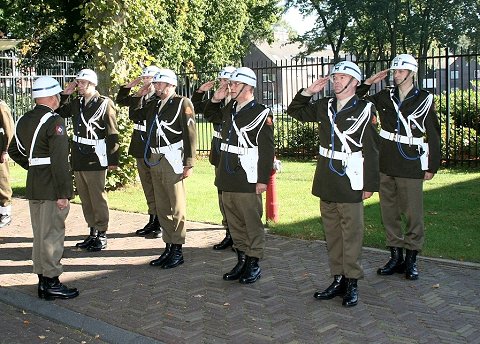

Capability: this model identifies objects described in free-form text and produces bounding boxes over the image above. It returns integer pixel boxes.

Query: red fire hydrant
[266,159,281,223]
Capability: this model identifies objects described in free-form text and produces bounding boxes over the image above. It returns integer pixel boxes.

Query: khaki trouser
[149,154,186,244]
[222,192,265,259]
[379,173,425,251]
[320,200,364,279]
[136,158,156,214]
[29,200,69,278]
[0,161,12,209]
[74,170,109,231]
[215,167,228,228]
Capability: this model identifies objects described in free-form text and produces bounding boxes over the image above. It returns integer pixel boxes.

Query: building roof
[0,39,23,51]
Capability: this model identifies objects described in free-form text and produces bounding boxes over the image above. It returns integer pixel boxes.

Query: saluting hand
[211,84,229,102]
[126,77,142,88]
[136,84,151,97]
[305,76,329,95]
[63,81,77,95]
[198,80,215,92]
[365,69,388,85]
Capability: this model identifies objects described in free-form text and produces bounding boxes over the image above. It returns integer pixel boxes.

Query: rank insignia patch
[55,124,65,135]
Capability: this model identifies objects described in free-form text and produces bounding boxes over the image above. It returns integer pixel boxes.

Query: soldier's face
[76,80,95,96]
[142,76,153,86]
[332,73,355,94]
[393,69,413,85]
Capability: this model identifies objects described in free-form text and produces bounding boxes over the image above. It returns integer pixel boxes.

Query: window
[450,70,459,79]
[262,73,276,83]
[262,90,274,100]
[475,70,480,79]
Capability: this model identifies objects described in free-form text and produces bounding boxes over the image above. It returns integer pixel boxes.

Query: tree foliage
[286,0,479,64]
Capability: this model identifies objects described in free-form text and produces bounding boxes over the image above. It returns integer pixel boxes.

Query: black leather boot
[213,228,233,250]
[135,214,155,236]
[150,243,172,266]
[87,231,107,252]
[161,244,184,269]
[314,275,346,300]
[37,274,45,299]
[223,251,246,280]
[145,216,162,239]
[405,249,419,280]
[239,256,261,284]
[377,247,405,275]
[75,227,98,249]
[342,278,359,307]
[43,276,79,300]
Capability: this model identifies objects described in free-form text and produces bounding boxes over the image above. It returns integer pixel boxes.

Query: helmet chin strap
[334,77,354,95]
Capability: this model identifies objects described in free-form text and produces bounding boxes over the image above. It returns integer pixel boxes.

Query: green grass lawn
[9,158,480,262]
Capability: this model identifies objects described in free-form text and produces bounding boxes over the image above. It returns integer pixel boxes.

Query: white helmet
[230,67,256,87]
[141,65,161,77]
[330,61,362,84]
[76,68,98,86]
[218,66,236,79]
[32,76,63,99]
[152,69,177,86]
[390,54,418,73]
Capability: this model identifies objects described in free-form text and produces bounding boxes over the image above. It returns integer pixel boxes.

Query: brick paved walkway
[1,198,479,344]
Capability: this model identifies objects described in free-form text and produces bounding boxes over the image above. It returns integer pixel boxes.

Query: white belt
[220,143,256,155]
[73,135,104,146]
[150,140,183,154]
[319,146,363,161]
[29,157,51,166]
[212,130,222,139]
[133,123,146,132]
[379,129,424,145]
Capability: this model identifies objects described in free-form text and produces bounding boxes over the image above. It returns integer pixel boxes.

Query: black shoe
[314,275,346,300]
[342,278,358,307]
[75,227,98,249]
[223,251,246,281]
[213,229,233,250]
[136,214,156,236]
[150,243,172,266]
[0,214,12,228]
[405,249,419,280]
[239,256,261,284]
[377,247,405,275]
[43,276,79,300]
[145,228,162,239]
[86,231,107,252]
[37,274,45,299]
[161,244,184,269]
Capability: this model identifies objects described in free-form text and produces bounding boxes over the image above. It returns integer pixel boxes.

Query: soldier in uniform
[357,54,441,280]
[0,99,13,228]
[191,66,236,250]
[58,69,120,252]
[131,69,196,269]
[116,65,162,238]
[287,61,379,307]
[203,67,275,284]
[8,76,79,300]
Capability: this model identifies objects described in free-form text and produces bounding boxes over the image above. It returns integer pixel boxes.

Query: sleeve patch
[55,124,65,135]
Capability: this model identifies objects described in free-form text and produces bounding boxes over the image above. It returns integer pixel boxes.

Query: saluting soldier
[0,99,13,228]
[287,61,379,307]
[357,54,441,280]
[191,66,236,250]
[58,69,120,252]
[116,65,162,238]
[131,69,196,269]
[204,67,275,284]
[9,76,78,300]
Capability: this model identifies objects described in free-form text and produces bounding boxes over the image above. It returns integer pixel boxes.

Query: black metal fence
[2,50,479,166]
